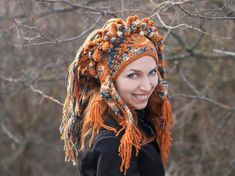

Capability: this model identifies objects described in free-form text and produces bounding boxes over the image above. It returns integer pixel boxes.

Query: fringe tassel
[157,97,173,164]
[118,122,142,175]
[60,114,79,165]
[80,99,117,150]
[60,62,81,165]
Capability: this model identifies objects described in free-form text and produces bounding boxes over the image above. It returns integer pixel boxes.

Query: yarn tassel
[157,97,173,164]
[118,122,142,175]
[60,61,81,165]
[80,99,117,150]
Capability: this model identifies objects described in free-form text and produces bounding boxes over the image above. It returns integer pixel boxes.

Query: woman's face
[115,56,158,110]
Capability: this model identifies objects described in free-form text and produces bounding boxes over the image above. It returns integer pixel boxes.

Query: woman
[60,15,173,176]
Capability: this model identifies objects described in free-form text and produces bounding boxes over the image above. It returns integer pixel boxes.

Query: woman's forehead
[122,56,157,72]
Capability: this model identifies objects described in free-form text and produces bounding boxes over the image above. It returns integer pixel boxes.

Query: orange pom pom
[141,18,153,28]
[101,41,110,52]
[116,18,125,25]
[126,15,138,26]
[153,34,163,42]
[93,49,102,62]
[108,23,117,37]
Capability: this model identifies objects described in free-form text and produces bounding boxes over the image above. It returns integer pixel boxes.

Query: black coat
[78,111,165,176]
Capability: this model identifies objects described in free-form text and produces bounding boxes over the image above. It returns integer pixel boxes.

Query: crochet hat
[60,15,173,175]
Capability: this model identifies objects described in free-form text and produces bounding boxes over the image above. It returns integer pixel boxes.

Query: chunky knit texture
[60,15,173,175]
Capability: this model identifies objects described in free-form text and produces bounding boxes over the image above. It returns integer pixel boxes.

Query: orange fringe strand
[157,97,173,164]
[80,99,117,150]
[118,122,142,175]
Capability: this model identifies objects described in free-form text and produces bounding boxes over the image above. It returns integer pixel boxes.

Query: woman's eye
[127,73,137,79]
[150,69,157,76]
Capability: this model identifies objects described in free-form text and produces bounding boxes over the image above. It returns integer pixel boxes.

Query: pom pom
[126,15,138,26]
[107,23,117,37]
[152,34,164,42]
[101,41,110,52]
[141,18,153,28]
[93,49,102,62]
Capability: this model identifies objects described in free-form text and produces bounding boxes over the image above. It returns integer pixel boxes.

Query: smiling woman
[60,15,173,176]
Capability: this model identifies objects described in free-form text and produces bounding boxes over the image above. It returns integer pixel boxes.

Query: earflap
[156,79,173,164]
[99,70,142,175]
[147,71,173,165]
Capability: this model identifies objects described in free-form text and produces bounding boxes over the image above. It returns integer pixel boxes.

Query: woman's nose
[139,77,152,92]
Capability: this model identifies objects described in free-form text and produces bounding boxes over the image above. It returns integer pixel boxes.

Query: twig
[30,85,64,106]
[177,93,235,112]
[155,13,231,40]
[14,15,103,47]
[213,49,235,57]
[0,75,26,83]
[176,67,235,113]
[1,123,21,144]
[36,0,108,12]
[150,0,191,15]
[178,69,201,95]
[175,0,235,21]
[210,112,233,142]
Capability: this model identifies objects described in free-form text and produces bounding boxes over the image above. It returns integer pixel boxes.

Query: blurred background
[0,0,234,176]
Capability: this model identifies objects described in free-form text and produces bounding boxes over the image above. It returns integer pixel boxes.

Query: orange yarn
[126,15,138,26]
[147,87,173,166]
[159,97,173,164]
[101,41,110,52]
[93,48,102,62]
[107,23,117,37]
[80,97,117,150]
[118,122,142,175]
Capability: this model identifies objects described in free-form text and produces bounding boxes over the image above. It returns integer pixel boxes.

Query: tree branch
[30,85,63,106]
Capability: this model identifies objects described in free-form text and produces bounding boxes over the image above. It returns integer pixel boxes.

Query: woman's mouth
[132,94,149,103]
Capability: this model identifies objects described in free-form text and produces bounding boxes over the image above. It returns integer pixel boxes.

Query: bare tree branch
[36,0,109,12]
[176,68,235,112]
[1,123,21,144]
[155,13,231,39]
[213,49,235,57]
[30,85,63,106]
[175,0,235,21]
[14,14,103,47]
[177,93,235,112]
[150,0,191,15]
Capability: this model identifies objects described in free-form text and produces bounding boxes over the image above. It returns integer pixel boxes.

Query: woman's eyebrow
[128,66,157,73]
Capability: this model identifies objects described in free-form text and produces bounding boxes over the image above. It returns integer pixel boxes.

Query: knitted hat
[60,15,173,175]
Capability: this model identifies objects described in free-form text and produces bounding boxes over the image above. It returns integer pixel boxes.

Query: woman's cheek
[151,77,159,87]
